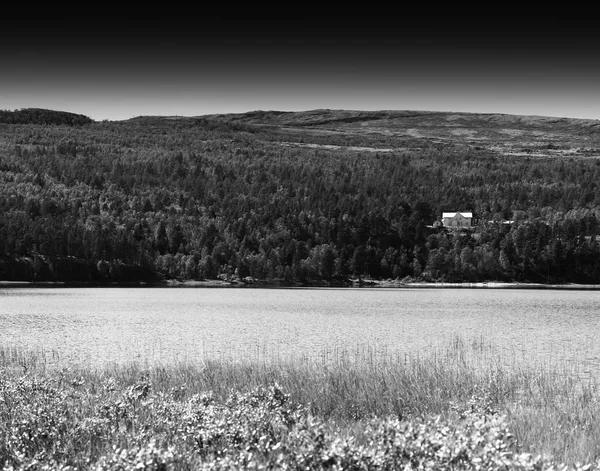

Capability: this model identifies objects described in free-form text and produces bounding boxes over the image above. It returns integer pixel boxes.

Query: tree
[153,221,169,255]
[351,246,366,279]
[320,245,336,281]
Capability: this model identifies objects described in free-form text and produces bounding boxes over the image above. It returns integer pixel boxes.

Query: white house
[442,212,473,228]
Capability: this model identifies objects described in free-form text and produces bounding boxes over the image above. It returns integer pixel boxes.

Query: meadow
[1,338,600,470]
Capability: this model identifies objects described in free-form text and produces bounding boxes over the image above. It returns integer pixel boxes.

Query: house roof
[442,212,473,218]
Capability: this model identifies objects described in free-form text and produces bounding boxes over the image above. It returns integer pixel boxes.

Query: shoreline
[2,278,600,290]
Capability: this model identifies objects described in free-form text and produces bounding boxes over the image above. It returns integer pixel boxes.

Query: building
[442,212,473,228]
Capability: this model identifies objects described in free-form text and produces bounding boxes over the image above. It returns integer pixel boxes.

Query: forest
[1,107,600,284]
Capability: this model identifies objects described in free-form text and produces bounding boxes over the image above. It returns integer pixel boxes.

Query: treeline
[0,114,599,284]
[0,108,93,126]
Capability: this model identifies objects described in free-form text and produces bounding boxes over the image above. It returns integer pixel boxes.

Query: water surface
[1,287,599,376]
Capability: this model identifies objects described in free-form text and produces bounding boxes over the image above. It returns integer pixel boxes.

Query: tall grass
[1,338,600,469]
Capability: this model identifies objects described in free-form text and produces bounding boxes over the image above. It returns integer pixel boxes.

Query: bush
[1,369,597,470]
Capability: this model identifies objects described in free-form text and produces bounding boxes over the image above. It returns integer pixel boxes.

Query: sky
[1,16,599,121]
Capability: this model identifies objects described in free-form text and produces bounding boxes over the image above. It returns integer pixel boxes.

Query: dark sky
[1,16,599,121]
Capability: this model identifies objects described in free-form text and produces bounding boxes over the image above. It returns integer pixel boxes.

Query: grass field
[1,338,599,470]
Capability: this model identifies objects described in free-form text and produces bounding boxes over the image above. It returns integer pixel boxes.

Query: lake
[1,287,600,377]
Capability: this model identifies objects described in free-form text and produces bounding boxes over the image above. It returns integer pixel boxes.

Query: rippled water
[1,287,600,375]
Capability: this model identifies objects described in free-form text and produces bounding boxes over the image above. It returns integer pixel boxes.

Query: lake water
[1,287,600,377]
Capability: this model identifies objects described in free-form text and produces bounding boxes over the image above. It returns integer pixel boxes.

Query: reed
[1,338,599,469]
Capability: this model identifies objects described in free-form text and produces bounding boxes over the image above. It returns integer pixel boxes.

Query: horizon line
[5,106,600,123]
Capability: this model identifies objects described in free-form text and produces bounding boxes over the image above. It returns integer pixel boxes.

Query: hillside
[0,108,93,126]
[207,109,600,158]
[0,109,599,284]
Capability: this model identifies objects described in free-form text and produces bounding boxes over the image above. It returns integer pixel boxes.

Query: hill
[1,109,599,284]
[206,109,600,159]
[0,108,94,126]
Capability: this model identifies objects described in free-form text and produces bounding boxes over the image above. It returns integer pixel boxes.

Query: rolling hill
[1,108,599,284]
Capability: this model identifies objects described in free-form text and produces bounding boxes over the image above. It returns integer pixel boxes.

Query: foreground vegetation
[1,108,600,284]
[2,340,600,469]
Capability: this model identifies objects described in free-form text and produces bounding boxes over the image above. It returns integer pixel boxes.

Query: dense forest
[0,108,93,126]
[1,108,600,284]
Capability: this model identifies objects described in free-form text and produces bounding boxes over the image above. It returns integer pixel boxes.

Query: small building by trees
[441,212,473,229]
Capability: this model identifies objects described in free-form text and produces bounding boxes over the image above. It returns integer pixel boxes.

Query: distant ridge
[122,109,600,160]
[0,108,93,126]
[198,109,600,130]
